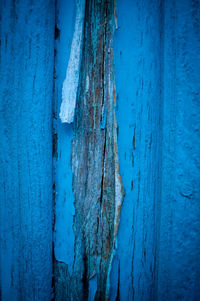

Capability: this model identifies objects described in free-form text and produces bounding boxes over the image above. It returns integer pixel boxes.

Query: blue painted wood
[0,1,55,300]
[0,0,199,300]
[53,1,75,299]
[53,0,75,276]
[110,0,162,299]
[54,0,200,299]
[157,0,200,299]
[111,0,200,300]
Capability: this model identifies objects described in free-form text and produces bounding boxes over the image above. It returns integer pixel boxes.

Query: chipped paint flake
[59,0,85,123]
[113,112,124,239]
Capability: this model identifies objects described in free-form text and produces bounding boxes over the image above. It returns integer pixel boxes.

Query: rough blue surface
[110,0,200,300]
[110,0,162,299]
[0,1,55,300]
[157,0,200,299]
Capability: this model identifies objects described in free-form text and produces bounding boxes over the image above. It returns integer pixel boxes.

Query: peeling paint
[1,0,200,300]
[59,0,85,123]
[68,0,124,299]
[53,0,75,281]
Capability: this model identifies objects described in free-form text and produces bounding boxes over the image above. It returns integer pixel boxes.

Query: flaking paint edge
[59,0,85,123]
[106,65,124,299]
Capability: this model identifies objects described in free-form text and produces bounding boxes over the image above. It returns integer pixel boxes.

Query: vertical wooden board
[54,0,124,299]
[110,0,162,300]
[0,1,55,300]
[53,0,75,297]
[53,1,200,300]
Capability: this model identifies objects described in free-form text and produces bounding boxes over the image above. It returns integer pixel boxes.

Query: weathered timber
[71,0,123,299]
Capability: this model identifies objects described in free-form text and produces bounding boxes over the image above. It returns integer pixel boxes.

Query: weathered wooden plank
[109,0,162,300]
[71,1,123,299]
[54,0,200,300]
[53,1,75,300]
[54,0,123,299]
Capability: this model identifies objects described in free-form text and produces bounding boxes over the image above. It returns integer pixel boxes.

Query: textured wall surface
[0,0,199,300]
[158,0,200,299]
[0,1,55,300]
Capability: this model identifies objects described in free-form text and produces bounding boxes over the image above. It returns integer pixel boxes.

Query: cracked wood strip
[53,0,123,300]
[68,0,123,299]
[54,0,200,300]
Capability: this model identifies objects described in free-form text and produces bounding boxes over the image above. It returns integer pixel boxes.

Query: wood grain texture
[53,1,123,300]
[53,0,200,300]
[2,0,198,300]
[71,0,123,299]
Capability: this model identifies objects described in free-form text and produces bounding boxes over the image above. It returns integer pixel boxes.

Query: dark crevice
[116,262,120,301]
[82,251,89,300]
[52,3,58,300]
[52,133,58,159]
[132,125,136,150]
[99,129,107,205]
[54,24,60,40]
